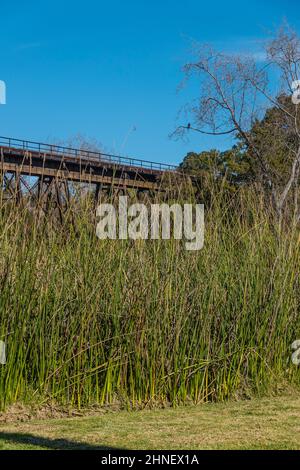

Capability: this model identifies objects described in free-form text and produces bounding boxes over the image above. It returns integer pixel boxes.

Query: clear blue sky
[0,0,299,165]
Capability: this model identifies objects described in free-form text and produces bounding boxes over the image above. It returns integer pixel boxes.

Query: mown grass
[0,180,299,410]
[1,395,300,449]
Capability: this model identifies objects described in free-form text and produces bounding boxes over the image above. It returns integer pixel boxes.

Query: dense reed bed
[0,183,299,410]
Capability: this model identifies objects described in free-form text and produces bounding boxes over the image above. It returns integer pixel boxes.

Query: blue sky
[0,0,299,165]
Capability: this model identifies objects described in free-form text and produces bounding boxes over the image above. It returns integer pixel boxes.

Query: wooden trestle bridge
[0,136,188,208]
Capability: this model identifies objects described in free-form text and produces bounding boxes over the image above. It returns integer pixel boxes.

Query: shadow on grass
[0,431,122,450]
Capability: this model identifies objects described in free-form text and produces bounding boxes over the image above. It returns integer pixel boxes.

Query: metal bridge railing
[0,136,178,173]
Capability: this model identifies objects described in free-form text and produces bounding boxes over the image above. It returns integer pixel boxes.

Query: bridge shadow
[0,431,122,450]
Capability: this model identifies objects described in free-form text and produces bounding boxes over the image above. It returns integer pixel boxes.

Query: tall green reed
[0,183,299,409]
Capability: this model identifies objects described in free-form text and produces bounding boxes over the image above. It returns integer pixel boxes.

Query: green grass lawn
[0,395,300,450]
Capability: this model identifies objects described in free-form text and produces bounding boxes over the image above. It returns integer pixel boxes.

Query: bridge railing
[0,136,178,173]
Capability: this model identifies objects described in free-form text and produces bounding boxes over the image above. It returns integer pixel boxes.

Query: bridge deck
[0,137,179,191]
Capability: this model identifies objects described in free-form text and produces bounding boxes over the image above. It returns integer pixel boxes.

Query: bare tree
[174,25,300,221]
